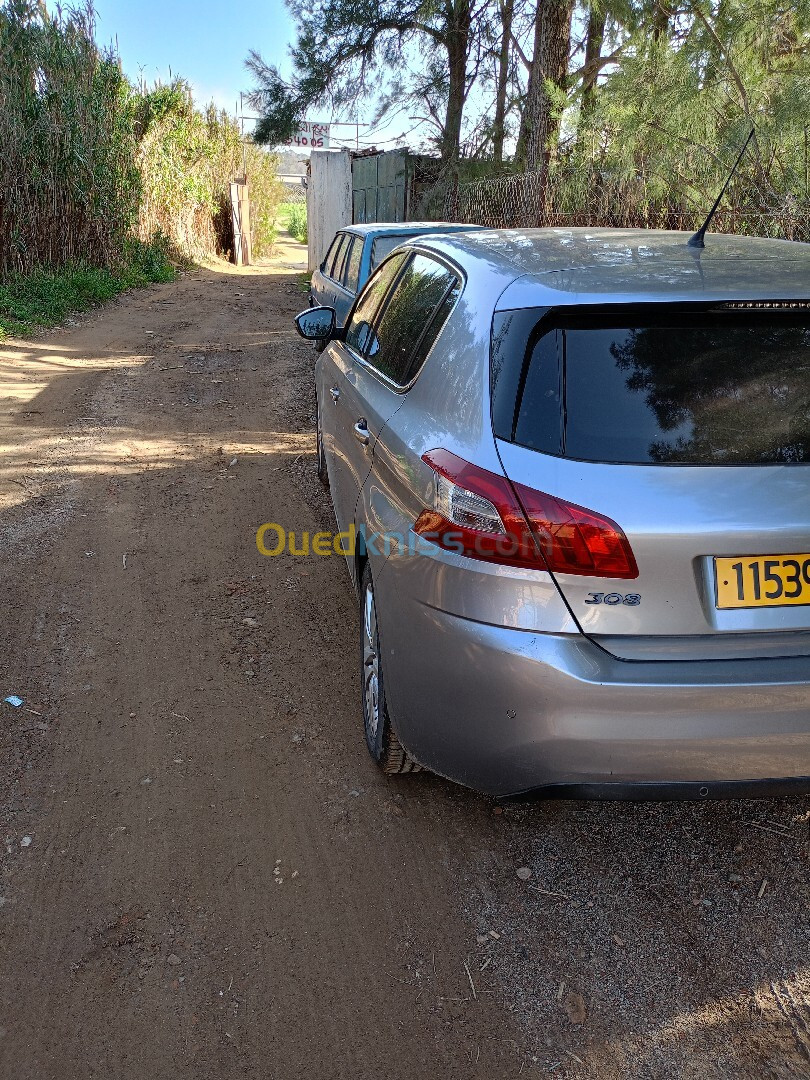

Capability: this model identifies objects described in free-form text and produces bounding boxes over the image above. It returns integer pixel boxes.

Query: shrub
[285,203,308,244]
[0,0,140,278]
[0,236,177,339]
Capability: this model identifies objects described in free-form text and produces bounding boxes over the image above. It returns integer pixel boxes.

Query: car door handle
[353,419,370,445]
[329,386,340,402]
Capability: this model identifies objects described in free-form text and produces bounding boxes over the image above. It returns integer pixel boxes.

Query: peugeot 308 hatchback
[297,228,810,799]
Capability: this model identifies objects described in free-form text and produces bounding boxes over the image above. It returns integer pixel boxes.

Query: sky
[92,0,295,124]
[88,0,409,152]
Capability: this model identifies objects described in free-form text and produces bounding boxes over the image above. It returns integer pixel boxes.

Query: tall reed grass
[0,1,284,282]
[0,0,140,278]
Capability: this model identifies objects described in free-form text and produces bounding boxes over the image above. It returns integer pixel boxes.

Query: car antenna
[687,127,756,248]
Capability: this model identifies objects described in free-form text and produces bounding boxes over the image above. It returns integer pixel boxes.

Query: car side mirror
[295,306,336,341]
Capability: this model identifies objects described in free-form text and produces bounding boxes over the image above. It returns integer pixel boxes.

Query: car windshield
[491,308,810,465]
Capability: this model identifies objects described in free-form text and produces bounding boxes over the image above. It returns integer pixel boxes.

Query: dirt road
[1,236,809,1080]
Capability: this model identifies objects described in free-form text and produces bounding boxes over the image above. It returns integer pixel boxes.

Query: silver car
[296,228,810,799]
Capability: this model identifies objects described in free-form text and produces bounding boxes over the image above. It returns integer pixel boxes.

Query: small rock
[476,934,489,945]
[167,953,181,965]
[20,836,31,848]
[492,806,503,816]
[140,777,152,785]
[228,457,238,468]
[242,617,259,628]
[516,866,532,881]
[728,874,744,884]
[702,898,713,908]
[488,930,501,940]
[563,991,587,1025]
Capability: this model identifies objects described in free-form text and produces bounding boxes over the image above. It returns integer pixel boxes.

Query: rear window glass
[365,254,459,385]
[492,309,810,465]
[371,235,411,270]
[344,253,407,356]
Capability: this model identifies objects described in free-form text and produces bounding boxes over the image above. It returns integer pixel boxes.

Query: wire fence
[415,169,810,243]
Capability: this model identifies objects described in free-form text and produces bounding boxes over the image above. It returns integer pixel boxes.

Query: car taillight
[414,449,638,579]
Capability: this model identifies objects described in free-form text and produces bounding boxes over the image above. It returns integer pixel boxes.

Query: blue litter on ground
[4,696,24,708]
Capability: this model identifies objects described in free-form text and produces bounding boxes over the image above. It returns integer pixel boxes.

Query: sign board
[286,121,330,150]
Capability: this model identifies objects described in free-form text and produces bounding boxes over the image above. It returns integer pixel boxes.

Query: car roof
[342,221,485,238]
[400,227,810,306]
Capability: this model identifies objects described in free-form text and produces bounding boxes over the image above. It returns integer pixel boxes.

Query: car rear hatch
[491,303,810,661]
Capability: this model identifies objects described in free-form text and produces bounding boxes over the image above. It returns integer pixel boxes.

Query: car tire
[316,399,329,488]
[360,563,421,775]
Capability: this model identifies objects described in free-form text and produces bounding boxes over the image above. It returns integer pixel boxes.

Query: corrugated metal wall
[351,151,408,224]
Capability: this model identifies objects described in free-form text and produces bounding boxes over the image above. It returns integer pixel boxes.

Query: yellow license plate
[715,555,810,609]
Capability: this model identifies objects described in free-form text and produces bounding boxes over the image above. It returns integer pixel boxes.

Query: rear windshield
[371,235,412,270]
[491,308,810,465]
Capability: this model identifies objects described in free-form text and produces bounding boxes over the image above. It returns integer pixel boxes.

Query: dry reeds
[0,0,139,278]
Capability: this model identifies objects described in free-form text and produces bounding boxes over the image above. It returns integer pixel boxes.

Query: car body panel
[371,589,810,796]
[315,338,403,545]
[496,439,810,656]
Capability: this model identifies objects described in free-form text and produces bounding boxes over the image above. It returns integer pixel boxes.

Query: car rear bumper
[377,594,810,798]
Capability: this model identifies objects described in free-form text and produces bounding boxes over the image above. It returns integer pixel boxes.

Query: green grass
[276,200,307,244]
[0,237,176,340]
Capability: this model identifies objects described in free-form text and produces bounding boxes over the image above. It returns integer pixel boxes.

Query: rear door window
[321,234,342,274]
[344,253,408,356]
[365,253,460,385]
[333,234,353,282]
[327,233,349,280]
[344,237,363,293]
[492,308,810,464]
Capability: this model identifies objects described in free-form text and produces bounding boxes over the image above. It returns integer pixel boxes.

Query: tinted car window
[321,234,342,274]
[371,235,409,270]
[402,277,461,384]
[367,254,459,385]
[492,309,810,464]
[344,237,363,293]
[327,233,349,280]
[344,253,408,356]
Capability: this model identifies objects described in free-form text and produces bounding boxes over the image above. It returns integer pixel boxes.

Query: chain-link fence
[414,168,810,243]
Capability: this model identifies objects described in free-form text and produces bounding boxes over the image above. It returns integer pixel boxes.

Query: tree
[514,0,576,173]
[492,0,515,163]
[247,0,488,168]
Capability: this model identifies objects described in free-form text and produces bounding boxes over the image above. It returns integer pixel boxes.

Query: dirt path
[0,238,809,1080]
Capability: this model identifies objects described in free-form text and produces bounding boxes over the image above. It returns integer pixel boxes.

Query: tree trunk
[492,0,514,166]
[652,1,671,40]
[580,2,606,124]
[440,0,471,170]
[515,0,575,174]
